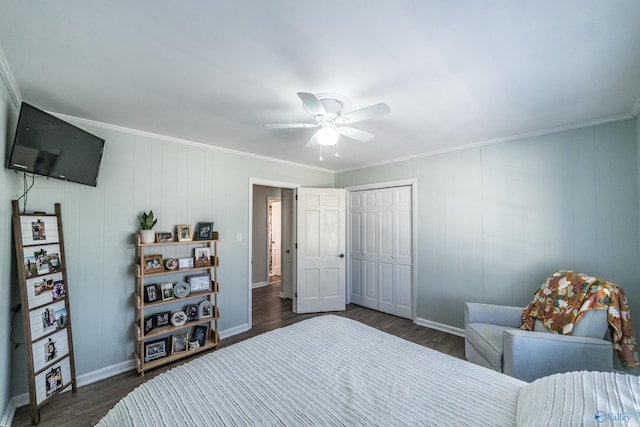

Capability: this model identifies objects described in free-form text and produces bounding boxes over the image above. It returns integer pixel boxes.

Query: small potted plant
[139,211,158,244]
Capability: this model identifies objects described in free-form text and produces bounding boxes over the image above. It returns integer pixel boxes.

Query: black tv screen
[7,102,105,187]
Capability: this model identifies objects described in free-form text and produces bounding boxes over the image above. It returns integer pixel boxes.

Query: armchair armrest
[503,329,613,382]
[464,302,524,329]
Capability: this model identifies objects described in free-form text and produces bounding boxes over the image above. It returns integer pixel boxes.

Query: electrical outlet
[236,232,242,242]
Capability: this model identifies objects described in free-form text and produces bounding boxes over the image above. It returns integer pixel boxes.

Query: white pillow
[516,371,640,426]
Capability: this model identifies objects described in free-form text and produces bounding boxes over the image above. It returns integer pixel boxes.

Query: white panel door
[296,188,346,313]
[348,185,413,319]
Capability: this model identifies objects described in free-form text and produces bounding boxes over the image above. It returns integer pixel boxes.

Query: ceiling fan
[265,92,391,149]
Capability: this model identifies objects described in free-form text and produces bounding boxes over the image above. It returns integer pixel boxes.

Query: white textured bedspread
[98,315,525,426]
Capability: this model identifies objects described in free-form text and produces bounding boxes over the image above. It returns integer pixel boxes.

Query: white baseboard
[219,323,250,339]
[252,281,268,288]
[0,397,16,427]
[415,316,465,338]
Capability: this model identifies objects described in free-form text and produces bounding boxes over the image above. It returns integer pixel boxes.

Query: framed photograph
[178,257,194,269]
[45,366,63,396]
[171,310,187,327]
[144,284,159,303]
[156,232,174,243]
[196,222,214,240]
[165,258,178,270]
[177,224,192,242]
[194,247,211,267]
[143,254,164,274]
[188,273,211,293]
[172,332,188,354]
[193,325,208,347]
[185,304,198,321]
[32,219,46,241]
[160,283,174,301]
[144,337,168,362]
[155,311,171,327]
[144,315,155,335]
[198,299,213,319]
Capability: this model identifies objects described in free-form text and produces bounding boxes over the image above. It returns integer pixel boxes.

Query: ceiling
[1,1,639,172]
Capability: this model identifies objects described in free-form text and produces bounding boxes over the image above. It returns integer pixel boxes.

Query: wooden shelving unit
[134,232,220,376]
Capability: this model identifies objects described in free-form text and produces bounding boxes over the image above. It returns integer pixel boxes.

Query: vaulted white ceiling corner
[0,1,639,172]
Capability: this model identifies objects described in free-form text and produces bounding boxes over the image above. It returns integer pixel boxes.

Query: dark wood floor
[12,283,464,426]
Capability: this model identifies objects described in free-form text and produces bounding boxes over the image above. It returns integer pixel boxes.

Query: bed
[98,315,639,426]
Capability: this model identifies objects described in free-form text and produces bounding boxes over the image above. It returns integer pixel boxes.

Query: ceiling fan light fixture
[316,126,340,146]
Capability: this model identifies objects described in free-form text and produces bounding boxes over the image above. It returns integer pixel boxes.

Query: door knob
[338,254,345,258]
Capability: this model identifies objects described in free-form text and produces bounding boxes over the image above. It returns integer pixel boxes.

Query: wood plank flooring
[11,283,465,426]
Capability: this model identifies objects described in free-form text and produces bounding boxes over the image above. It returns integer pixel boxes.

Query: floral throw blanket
[521,270,639,369]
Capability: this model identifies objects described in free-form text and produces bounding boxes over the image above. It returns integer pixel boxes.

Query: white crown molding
[632,96,640,118]
[0,46,21,109]
[53,112,335,174]
[337,113,634,174]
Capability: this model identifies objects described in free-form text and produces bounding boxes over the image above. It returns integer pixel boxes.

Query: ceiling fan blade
[264,123,318,129]
[339,102,390,123]
[297,92,326,115]
[305,132,319,147]
[338,127,375,142]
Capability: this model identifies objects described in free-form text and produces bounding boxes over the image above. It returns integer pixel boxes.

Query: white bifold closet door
[350,185,412,319]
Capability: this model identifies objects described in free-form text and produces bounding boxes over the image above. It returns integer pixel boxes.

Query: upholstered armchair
[464,302,613,382]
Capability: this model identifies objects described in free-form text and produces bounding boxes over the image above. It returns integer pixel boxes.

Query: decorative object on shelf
[188,273,212,293]
[173,281,190,298]
[144,284,159,303]
[194,247,211,268]
[188,339,200,351]
[176,224,192,242]
[185,304,198,321]
[171,311,187,327]
[172,333,188,354]
[196,222,214,240]
[143,255,164,274]
[156,232,174,243]
[139,211,158,244]
[155,311,170,327]
[144,337,168,362]
[164,258,178,270]
[144,315,155,335]
[198,300,213,319]
[160,283,174,300]
[178,257,194,269]
[193,325,208,347]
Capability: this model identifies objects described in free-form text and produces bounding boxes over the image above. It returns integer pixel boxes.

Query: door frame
[344,178,418,322]
[248,178,300,329]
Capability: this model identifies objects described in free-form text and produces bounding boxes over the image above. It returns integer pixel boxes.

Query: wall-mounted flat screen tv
[7,102,105,187]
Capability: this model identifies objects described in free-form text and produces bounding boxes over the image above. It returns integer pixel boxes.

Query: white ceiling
[1,1,639,172]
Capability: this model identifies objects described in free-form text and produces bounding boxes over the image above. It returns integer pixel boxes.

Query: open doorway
[249,180,298,329]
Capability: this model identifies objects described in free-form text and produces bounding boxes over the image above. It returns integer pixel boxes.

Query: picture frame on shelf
[188,273,211,293]
[185,304,198,322]
[144,337,168,362]
[144,315,155,335]
[172,332,188,354]
[198,300,213,319]
[195,222,214,240]
[171,310,187,327]
[160,283,174,301]
[193,325,208,347]
[155,232,174,243]
[144,284,159,303]
[178,257,194,269]
[155,311,170,327]
[194,247,211,267]
[176,225,192,242]
[165,258,178,271]
[143,254,164,274]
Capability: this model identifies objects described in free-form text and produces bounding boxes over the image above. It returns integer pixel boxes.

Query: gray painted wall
[251,185,281,286]
[0,104,334,398]
[0,76,20,423]
[336,119,640,330]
